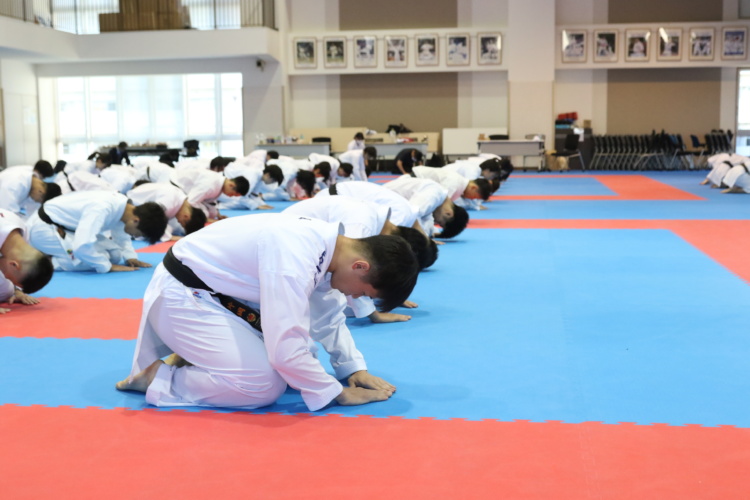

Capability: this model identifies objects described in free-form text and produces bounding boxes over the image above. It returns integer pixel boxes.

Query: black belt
[163,248,263,332]
[409,171,417,178]
[38,205,75,235]
[63,172,75,191]
[328,184,338,195]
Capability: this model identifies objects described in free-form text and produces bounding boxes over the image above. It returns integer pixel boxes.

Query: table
[257,143,330,158]
[477,140,544,157]
[364,142,428,159]
[99,147,182,161]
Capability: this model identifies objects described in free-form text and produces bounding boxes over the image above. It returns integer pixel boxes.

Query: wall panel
[340,0,457,30]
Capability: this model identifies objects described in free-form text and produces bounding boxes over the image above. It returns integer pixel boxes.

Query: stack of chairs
[590,132,672,170]
[705,130,734,156]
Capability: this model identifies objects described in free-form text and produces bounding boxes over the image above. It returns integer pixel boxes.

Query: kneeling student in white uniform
[721,161,750,194]
[27,191,167,273]
[0,209,54,314]
[338,146,377,181]
[217,163,284,211]
[116,213,419,411]
[127,182,207,240]
[0,165,62,216]
[169,168,249,220]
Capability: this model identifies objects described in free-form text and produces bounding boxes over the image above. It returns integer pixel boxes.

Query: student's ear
[352,260,371,272]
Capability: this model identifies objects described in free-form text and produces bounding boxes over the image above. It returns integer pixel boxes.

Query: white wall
[288,75,341,130]
[458,72,508,128]
[0,59,40,166]
[554,69,608,132]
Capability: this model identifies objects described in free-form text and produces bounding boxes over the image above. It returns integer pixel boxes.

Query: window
[736,70,750,156]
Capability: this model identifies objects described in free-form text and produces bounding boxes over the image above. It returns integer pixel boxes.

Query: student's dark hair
[490,177,501,193]
[118,141,128,149]
[499,159,514,181]
[232,176,250,196]
[132,179,152,188]
[33,160,54,179]
[210,156,231,171]
[437,203,469,239]
[295,170,316,198]
[42,182,62,203]
[20,253,54,294]
[479,158,501,174]
[133,202,168,244]
[413,150,424,162]
[97,153,113,167]
[266,150,279,160]
[363,146,377,160]
[263,164,284,185]
[313,161,331,180]
[474,178,492,201]
[53,160,67,174]
[356,235,419,312]
[184,206,207,235]
[159,154,175,167]
[338,162,353,177]
[393,225,438,270]
[354,132,365,140]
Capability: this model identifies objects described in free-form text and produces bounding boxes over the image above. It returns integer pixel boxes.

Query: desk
[100,147,181,161]
[477,140,543,156]
[365,142,428,159]
[257,143,330,158]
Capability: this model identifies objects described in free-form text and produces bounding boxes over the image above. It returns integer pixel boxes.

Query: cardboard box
[139,12,157,30]
[138,0,157,13]
[99,13,121,32]
[121,12,139,30]
[157,12,183,29]
[583,119,592,129]
[119,0,137,14]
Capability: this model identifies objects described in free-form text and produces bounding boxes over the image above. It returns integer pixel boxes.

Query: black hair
[479,158,501,174]
[263,164,284,185]
[393,225,438,270]
[313,162,331,180]
[42,182,62,203]
[413,150,424,162]
[33,160,54,179]
[499,159,514,181]
[490,177,501,193]
[159,154,175,167]
[437,203,468,239]
[295,170,316,198]
[266,150,279,160]
[98,153,113,167]
[118,141,128,149]
[363,146,377,160]
[232,176,250,196]
[338,163,353,177]
[53,160,67,175]
[356,235,419,312]
[184,206,207,235]
[132,179,152,188]
[20,253,54,294]
[133,202,168,244]
[473,178,492,201]
[354,132,365,140]
[210,156,231,171]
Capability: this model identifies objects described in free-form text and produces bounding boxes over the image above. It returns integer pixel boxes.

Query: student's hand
[368,311,411,323]
[402,300,418,308]
[258,204,273,210]
[110,264,138,272]
[0,306,10,314]
[169,235,183,241]
[216,214,228,220]
[126,259,152,268]
[432,239,446,246]
[478,205,488,211]
[348,370,396,393]
[10,290,40,306]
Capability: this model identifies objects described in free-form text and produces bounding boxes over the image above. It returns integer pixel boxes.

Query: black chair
[311,137,331,143]
[488,134,509,140]
[551,133,585,170]
[183,139,199,157]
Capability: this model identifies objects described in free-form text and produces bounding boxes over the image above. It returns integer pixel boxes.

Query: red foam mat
[137,241,175,254]
[468,219,750,284]
[1,405,749,499]
[0,298,141,339]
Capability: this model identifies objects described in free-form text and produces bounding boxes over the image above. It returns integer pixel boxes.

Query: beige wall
[340,0,457,30]
[340,73,458,132]
[606,68,721,139]
[608,0,723,23]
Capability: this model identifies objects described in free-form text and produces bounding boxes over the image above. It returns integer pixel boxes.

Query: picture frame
[353,36,376,68]
[293,38,317,69]
[478,33,502,65]
[447,33,470,66]
[625,29,650,62]
[722,27,748,60]
[415,34,439,66]
[384,35,408,68]
[324,37,346,68]
[561,30,587,63]
[689,27,714,61]
[656,27,682,61]
[593,30,618,63]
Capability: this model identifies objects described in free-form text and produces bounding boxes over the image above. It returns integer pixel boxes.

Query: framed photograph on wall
[561,30,587,63]
[657,27,682,61]
[384,35,407,68]
[353,36,376,68]
[415,34,438,66]
[447,34,470,66]
[593,30,617,63]
[722,27,748,60]
[293,38,317,69]
[478,33,502,65]
[324,37,346,68]
[689,27,714,61]
[625,29,650,62]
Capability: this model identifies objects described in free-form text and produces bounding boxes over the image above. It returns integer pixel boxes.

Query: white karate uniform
[57,171,117,194]
[383,176,448,235]
[127,182,188,240]
[0,209,27,301]
[308,153,340,185]
[217,163,266,210]
[99,165,137,194]
[169,169,225,219]
[174,158,210,170]
[723,163,750,193]
[705,154,746,187]
[442,161,482,180]
[29,191,137,273]
[411,167,469,201]
[347,139,365,151]
[315,180,418,228]
[337,149,368,181]
[0,166,36,215]
[261,158,310,200]
[134,160,175,184]
[129,214,367,411]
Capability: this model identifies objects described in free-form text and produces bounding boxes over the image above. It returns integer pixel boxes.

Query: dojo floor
[3,171,750,499]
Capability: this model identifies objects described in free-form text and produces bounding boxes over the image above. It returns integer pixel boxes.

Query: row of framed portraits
[563,26,748,63]
[294,33,502,69]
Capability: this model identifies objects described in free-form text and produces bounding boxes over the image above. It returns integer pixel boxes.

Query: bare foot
[700,179,710,185]
[164,353,192,368]
[115,360,164,393]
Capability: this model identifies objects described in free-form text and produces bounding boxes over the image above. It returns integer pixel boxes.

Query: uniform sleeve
[110,226,138,262]
[186,175,221,217]
[410,187,446,220]
[347,295,376,318]
[70,208,116,273]
[259,271,343,411]
[0,181,24,214]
